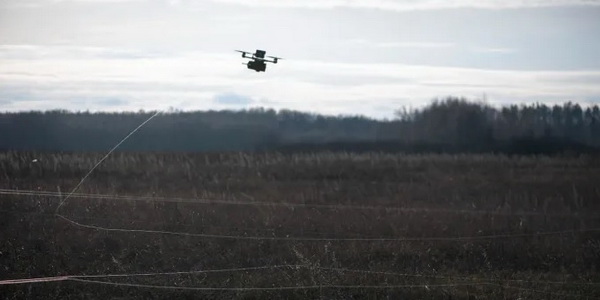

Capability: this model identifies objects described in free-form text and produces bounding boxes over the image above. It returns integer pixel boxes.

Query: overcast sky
[1,0,600,118]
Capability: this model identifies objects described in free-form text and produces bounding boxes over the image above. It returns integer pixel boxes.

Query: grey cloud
[51,96,130,109]
[584,96,600,104]
[95,97,130,106]
[345,39,456,49]
[214,93,254,105]
[470,47,518,54]
[209,0,600,10]
[9,0,600,10]
[0,87,37,104]
[419,82,516,89]
[0,98,14,105]
[296,74,414,87]
[0,71,58,78]
[540,73,600,85]
[0,45,164,60]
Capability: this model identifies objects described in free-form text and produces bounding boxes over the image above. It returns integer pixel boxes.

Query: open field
[1,151,600,299]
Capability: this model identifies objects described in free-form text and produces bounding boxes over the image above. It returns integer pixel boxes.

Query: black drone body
[236,49,281,72]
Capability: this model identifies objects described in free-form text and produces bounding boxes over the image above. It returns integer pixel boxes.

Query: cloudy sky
[1,0,600,118]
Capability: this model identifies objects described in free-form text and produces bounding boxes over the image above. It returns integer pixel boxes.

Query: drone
[236,49,281,72]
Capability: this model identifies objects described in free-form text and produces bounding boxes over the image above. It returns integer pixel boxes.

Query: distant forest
[1,97,600,154]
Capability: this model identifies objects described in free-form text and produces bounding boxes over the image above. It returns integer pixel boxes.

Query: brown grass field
[1,151,600,299]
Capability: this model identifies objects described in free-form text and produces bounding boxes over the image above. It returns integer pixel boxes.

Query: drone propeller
[267,55,282,60]
[235,50,253,57]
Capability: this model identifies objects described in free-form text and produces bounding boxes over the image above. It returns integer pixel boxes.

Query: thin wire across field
[54,111,161,214]
[54,214,600,242]
[1,188,595,218]
[4,264,597,286]
[1,265,597,298]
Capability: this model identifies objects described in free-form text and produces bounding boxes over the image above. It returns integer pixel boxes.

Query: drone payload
[236,49,281,72]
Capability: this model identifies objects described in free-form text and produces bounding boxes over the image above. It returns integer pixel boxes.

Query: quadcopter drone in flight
[236,49,281,72]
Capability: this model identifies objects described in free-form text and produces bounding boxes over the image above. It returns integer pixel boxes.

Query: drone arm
[235,50,251,58]
[260,58,277,64]
[264,56,281,64]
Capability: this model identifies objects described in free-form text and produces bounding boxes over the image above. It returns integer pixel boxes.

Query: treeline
[0,108,393,152]
[392,98,600,154]
[1,97,599,154]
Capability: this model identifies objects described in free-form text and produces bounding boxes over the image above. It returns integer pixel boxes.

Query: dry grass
[1,151,600,299]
